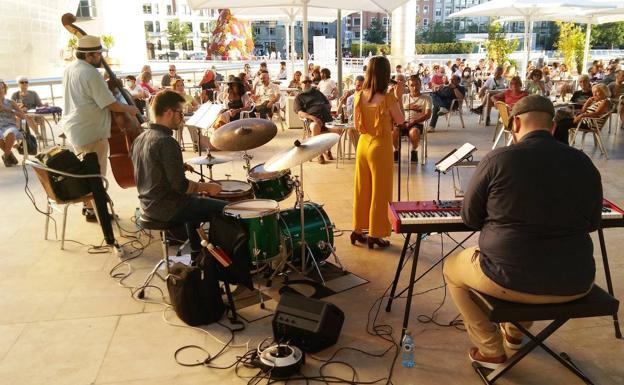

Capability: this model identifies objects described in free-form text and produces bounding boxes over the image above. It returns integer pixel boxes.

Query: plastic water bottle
[401,331,415,368]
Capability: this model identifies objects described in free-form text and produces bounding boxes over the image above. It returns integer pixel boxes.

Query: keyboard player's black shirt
[461,130,603,296]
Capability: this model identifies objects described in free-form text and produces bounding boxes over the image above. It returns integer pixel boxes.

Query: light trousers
[443,246,589,357]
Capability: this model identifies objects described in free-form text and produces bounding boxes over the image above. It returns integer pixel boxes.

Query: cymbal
[264,133,340,172]
[211,118,277,151]
[187,153,234,166]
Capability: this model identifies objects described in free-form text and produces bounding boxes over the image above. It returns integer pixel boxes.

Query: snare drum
[279,202,334,262]
[247,163,293,202]
[214,180,254,202]
[224,199,282,264]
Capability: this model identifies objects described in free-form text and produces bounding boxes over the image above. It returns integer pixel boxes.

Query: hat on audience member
[76,35,106,53]
[16,75,28,83]
[508,95,555,128]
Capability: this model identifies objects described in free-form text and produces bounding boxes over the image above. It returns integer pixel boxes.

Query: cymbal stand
[293,162,326,285]
[242,151,253,175]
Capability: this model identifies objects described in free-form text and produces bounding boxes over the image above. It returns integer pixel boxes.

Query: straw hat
[76,35,105,53]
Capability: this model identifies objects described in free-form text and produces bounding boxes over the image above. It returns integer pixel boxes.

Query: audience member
[429,75,466,132]
[318,68,338,100]
[0,79,23,166]
[393,76,431,163]
[490,76,528,109]
[161,65,182,88]
[252,72,280,119]
[294,76,335,163]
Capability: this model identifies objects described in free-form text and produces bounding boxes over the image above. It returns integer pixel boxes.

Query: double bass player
[62,35,139,221]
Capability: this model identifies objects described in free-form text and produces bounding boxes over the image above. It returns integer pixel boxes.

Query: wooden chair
[492,101,513,149]
[25,159,113,250]
[569,111,611,159]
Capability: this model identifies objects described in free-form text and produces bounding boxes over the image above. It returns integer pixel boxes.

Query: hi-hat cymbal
[187,153,234,166]
[264,133,340,172]
[211,118,277,151]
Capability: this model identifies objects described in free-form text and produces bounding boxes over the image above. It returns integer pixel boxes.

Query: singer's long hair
[362,56,390,102]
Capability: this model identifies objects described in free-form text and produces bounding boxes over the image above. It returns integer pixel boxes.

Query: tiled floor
[1,111,623,385]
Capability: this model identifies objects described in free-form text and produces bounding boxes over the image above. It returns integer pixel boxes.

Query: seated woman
[0,80,24,166]
[199,69,219,102]
[525,69,546,96]
[217,79,252,124]
[238,72,253,94]
[171,78,199,113]
[138,71,159,95]
[288,71,302,90]
[428,64,446,90]
[490,76,528,109]
[573,83,611,130]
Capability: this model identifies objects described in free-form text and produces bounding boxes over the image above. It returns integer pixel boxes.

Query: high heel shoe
[350,231,368,245]
[367,237,390,249]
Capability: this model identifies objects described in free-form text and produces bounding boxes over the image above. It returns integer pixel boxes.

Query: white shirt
[126,84,146,99]
[483,76,507,91]
[62,60,115,147]
[255,82,280,104]
[317,79,336,98]
[402,93,432,123]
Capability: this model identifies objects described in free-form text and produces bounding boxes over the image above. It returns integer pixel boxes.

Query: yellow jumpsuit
[352,92,396,238]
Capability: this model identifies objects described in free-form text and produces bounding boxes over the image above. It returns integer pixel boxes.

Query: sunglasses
[19,81,28,84]
[169,69,176,72]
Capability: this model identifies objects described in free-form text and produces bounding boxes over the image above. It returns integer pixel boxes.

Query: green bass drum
[279,202,334,262]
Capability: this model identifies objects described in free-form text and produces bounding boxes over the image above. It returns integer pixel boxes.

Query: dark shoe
[2,154,12,167]
[318,155,326,164]
[83,208,97,222]
[393,150,399,162]
[468,347,507,370]
[410,150,418,163]
[471,106,483,115]
[485,117,491,126]
[325,150,334,160]
[367,237,390,249]
[350,231,368,245]
[8,153,18,165]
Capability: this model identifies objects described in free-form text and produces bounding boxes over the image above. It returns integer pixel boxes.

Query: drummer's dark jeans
[169,196,229,256]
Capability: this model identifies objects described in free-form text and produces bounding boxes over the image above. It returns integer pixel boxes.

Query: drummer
[131,90,226,261]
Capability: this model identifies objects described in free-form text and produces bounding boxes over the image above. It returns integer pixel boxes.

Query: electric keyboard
[389,199,624,234]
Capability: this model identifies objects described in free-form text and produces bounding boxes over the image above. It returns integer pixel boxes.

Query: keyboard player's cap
[508,95,555,128]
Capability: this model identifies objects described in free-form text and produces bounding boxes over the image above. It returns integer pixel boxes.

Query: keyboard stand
[597,228,622,338]
[385,230,477,343]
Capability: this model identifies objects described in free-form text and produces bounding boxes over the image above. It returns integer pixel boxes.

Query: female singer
[351,56,405,249]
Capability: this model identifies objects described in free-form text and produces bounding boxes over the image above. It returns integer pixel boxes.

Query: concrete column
[390,0,416,67]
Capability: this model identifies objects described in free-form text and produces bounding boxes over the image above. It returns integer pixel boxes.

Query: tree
[365,18,386,44]
[484,22,519,65]
[416,22,455,44]
[554,22,585,74]
[166,18,191,50]
[591,22,624,49]
[101,35,114,57]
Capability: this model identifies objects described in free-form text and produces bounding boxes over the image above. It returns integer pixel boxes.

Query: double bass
[61,13,143,188]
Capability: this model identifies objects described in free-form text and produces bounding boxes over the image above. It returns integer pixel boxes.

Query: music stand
[434,143,476,201]
[185,103,223,181]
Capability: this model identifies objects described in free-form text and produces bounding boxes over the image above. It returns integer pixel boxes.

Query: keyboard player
[442,95,603,369]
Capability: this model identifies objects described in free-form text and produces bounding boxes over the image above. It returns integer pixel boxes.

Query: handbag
[17,130,37,155]
[166,258,225,326]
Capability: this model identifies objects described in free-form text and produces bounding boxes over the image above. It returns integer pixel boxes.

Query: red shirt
[504,90,528,108]
[140,82,157,95]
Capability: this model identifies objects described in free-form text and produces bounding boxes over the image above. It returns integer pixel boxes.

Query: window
[166,5,172,15]
[383,17,389,26]
[423,6,429,14]
[323,27,329,34]
[155,21,160,32]
[144,21,154,33]
[76,0,96,18]
[354,31,360,38]
[157,40,162,50]
[169,41,175,50]
[423,18,429,26]
[142,3,152,14]
[353,17,360,26]
[254,27,261,35]
[435,8,441,17]
[154,3,159,14]
[187,40,194,51]
[185,22,193,32]
[268,27,275,35]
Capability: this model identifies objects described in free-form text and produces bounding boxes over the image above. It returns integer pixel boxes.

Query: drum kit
[190,118,344,284]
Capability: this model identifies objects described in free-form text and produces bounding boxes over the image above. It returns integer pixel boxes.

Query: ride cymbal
[264,133,340,172]
[211,118,277,151]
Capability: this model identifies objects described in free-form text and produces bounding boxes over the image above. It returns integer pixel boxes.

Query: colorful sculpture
[207,9,254,60]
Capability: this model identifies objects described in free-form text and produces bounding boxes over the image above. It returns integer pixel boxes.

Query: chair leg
[505,131,513,146]
[492,126,506,149]
[594,132,609,159]
[580,132,587,150]
[61,205,69,250]
[161,230,170,275]
[44,202,51,240]
[459,111,465,129]
[446,113,451,129]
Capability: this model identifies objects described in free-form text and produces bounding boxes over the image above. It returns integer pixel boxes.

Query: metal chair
[492,101,513,149]
[442,99,466,129]
[569,112,611,159]
[25,159,117,250]
[607,95,623,134]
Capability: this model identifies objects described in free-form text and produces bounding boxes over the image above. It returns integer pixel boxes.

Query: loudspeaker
[272,292,344,353]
